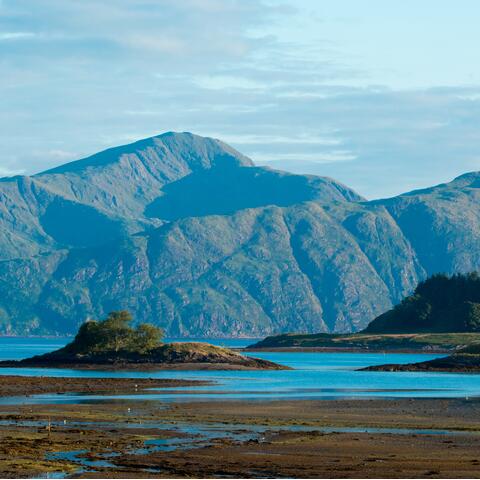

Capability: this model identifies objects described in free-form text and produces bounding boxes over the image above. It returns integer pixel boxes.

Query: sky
[1,0,480,199]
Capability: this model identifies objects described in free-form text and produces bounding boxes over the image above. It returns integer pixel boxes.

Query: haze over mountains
[0,132,479,337]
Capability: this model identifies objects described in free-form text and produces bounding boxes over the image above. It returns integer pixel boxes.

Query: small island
[0,311,287,371]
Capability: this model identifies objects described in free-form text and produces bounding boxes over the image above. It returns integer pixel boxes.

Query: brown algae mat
[0,395,480,477]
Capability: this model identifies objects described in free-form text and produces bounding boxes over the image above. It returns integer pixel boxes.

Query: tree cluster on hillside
[365,272,480,333]
[67,311,164,355]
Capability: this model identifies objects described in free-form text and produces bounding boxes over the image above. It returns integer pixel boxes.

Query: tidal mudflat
[1,397,480,477]
[0,375,208,398]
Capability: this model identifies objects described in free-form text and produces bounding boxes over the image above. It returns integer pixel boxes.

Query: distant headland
[249,273,480,372]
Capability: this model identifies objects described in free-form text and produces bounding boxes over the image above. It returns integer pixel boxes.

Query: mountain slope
[0,132,479,336]
[376,173,480,275]
[35,132,254,219]
[0,132,362,261]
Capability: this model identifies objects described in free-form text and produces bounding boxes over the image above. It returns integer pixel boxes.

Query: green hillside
[365,272,480,333]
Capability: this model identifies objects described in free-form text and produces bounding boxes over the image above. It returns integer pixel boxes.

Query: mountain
[0,132,252,260]
[0,131,479,336]
[364,272,480,333]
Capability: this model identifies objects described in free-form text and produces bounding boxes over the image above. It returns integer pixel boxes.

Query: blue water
[0,337,73,360]
[1,337,479,402]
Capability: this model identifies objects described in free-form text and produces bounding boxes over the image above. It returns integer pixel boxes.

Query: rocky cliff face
[0,132,479,336]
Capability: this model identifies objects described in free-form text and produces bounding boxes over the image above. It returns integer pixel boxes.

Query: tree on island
[72,310,164,355]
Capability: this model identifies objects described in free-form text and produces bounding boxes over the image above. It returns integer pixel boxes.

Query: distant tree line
[365,272,480,333]
[70,311,164,355]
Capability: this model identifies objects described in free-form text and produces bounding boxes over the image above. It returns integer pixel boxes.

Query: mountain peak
[37,131,253,176]
[451,171,480,188]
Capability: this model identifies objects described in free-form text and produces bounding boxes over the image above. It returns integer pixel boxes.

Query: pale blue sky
[1,0,480,198]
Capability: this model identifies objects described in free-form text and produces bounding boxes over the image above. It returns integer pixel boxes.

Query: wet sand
[0,375,208,397]
[115,429,480,478]
[152,397,480,432]
[1,395,480,477]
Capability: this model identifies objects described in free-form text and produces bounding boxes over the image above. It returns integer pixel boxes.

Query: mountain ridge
[0,132,479,336]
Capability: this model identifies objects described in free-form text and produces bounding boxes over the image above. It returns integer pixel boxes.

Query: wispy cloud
[253,151,357,164]
[0,165,25,176]
[0,31,35,40]
[1,0,480,198]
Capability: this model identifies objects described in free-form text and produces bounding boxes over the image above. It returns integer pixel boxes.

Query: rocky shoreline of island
[0,341,288,371]
[0,358,285,371]
[362,353,480,373]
